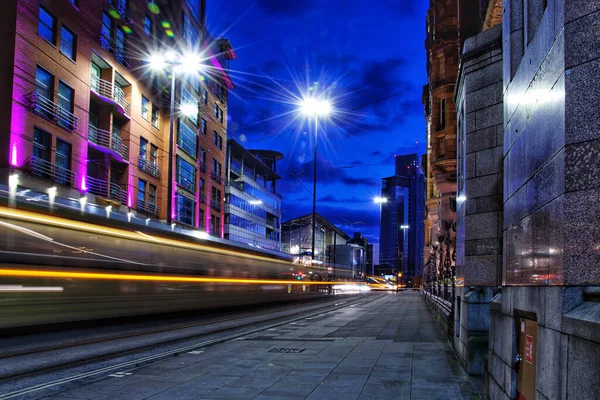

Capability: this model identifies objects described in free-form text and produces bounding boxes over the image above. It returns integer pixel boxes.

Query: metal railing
[136,199,159,217]
[26,93,79,131]
[26,156,75,186]
[226,179,243,192]
[230,164,242,176]
[211,170,222,184]
[87,176,127,204]
[106,0,133,23]
[210,199,221,211]
[90,74,131,117]
[138,157,160,178]
[88,124,129,160]
[99,31,130,68]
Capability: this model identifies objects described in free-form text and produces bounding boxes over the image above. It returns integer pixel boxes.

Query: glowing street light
[298,96,333,262]
[374,196,388,204]
[147,51,205,225]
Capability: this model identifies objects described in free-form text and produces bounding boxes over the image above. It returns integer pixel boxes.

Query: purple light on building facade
[10,143,18,167]
[80,175,87,192]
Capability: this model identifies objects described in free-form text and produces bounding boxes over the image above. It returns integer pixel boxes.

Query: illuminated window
[178,119,197,158]
[176,156,196,192]
[55,139,72,185]
[60,25,76,61]
[202,88,208,104]
[38,7,56,44]
[138,179,146,202]
[141,96,149,120]
[176,194,195,226]
[151,104,159,128]
[57,82,74,130]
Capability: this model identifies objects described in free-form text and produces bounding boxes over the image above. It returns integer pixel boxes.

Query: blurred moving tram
[365,276,398,291]
[0,205,355,332]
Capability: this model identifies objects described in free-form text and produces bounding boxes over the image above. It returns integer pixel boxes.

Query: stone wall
[454,23,503,376]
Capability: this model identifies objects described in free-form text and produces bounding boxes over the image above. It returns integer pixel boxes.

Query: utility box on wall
[517,318,537,400]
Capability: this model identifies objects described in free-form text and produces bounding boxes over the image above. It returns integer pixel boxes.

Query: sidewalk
[45,292,479,400]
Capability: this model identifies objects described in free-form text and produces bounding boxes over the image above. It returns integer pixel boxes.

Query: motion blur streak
[0,285,64,292]
[0,206,288,265]
[0,269,361,286]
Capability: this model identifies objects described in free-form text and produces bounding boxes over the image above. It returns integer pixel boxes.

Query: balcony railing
[106,0,133,23]
[88,124,129,161]
[210,199,221,211]
[226,179,243,192]
[137,199,159,217]
[230,164,242,176]
[87,176,127,204]
[99,31,130,68]
[138,157,160,178]
[26,93,79,131]
[90,74,131,117]
[211,170,222,184]
[26,156,74,186]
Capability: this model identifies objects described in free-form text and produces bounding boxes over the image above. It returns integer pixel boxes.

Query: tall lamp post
[148,52,203,225]
[299,98,332,262]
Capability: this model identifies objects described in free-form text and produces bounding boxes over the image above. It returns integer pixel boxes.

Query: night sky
[207,0,429,261]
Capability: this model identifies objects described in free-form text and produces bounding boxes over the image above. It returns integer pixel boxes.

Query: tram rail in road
[0,293,380,399]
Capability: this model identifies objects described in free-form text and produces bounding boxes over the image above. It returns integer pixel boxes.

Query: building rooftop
[228,139,282,181]
[282,213,350,241]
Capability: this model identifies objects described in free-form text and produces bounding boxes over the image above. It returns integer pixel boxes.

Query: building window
[148,184,156,206]
[55,139,72,185]
[182,13,199,47]
[57,82,74,130]
[176,156,197,192]
[202,88,208,104]
[101,12,112,42]
[138,179,146,202]
[201,118,207,135]
[151,104,159,128]
[178,119,198,158]
[60,25,76,61]
[440,98,446,130]
[213,130,218,147]
[35,66,53,99]
[199,148,206,170]
[32,127,51,169]
[141,96,149,120]
[38,6,56,44]
[199,178,205,200]
[143,16,152,36]
[140,137,148,160]
[213,102,218,118]
[176,194,195,226]
[184,0,202,23]
[217,135,223,150]
[150,144,158,165]
[115,28,127,65]
[218,107,223,124]
[212,159,222,176]
[210,215,221,236]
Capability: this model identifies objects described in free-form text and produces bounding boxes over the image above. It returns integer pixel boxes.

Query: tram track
[0,293,379,399]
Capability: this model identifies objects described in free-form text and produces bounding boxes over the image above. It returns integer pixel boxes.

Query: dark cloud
[318,195,369,203]
[255,0,316,15]
[350,160,363,165]
[370,151,382,156]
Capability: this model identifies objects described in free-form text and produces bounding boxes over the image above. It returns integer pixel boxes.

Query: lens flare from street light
[374,196,388,204]
[300,98,332,116]
[180,53,203,72]
[180,103,197,117]
[148,54,166,70]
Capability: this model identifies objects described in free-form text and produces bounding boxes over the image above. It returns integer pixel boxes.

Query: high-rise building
[1,0,235,237]
[379,153,425,283]
[224,139,282,251]
[347,232,372,276]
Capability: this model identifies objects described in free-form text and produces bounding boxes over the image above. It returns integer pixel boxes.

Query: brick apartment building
[0,0,235,236]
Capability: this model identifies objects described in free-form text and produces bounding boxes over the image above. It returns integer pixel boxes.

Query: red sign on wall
[525,335,533,364]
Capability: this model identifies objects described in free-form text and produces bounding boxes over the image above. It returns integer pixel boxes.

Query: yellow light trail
[0,269,361,286]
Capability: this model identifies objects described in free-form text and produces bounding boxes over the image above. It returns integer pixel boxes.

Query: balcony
[26,93,79,131]
[90,74,131,117]
[26,156,75,186]
[106,0,133,23]
[230,164,242,176]
[210,200,221,212]
[138,157,160,178]
[211,171,222,184]
[226,179,244,192]
[99,31,130,68]
[137,199,159,217]
[87,176,127,204]
[88,124,129,161]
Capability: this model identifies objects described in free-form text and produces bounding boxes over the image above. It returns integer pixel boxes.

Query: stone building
[1,0,234,237]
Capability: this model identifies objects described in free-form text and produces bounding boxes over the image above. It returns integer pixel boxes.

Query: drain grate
[268,347,306,353]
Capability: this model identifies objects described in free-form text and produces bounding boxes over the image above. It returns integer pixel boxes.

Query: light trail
[0,269,362,286]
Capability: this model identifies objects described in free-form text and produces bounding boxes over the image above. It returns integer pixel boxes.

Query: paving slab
[41,292,479,399]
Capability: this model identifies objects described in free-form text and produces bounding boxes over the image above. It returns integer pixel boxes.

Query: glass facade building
[223,140,283,251]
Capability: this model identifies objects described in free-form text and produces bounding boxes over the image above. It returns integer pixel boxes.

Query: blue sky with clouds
[206,0,429,255]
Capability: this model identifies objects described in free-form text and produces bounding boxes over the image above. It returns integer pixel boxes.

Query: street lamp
[299,97,332,262]
[373,196,387,204]
[148,52,204,225]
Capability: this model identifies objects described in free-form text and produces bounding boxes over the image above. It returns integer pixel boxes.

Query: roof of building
[281,213,351,240]
[227,139,281,181]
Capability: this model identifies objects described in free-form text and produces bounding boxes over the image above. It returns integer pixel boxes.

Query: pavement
[41,292,480,400]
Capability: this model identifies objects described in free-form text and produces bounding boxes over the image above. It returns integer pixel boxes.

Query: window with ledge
[201,118,207,135]
[176,156,197,192]
[32,127,51,179]
[35,67,53,119]
[57,82,74,130]
[143,16,151,36]
[60,25,76,61]
[38,7,56,44]
[202,89,208,104]
[141,96,149,120]
[138,179,146,203]
[150,144,158,166]
[148,184,156,207]
[151,104,159,128]
[178,119,197,158]
[176,194,195,226]
[55,139,72,185]
[139,137,148,160]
